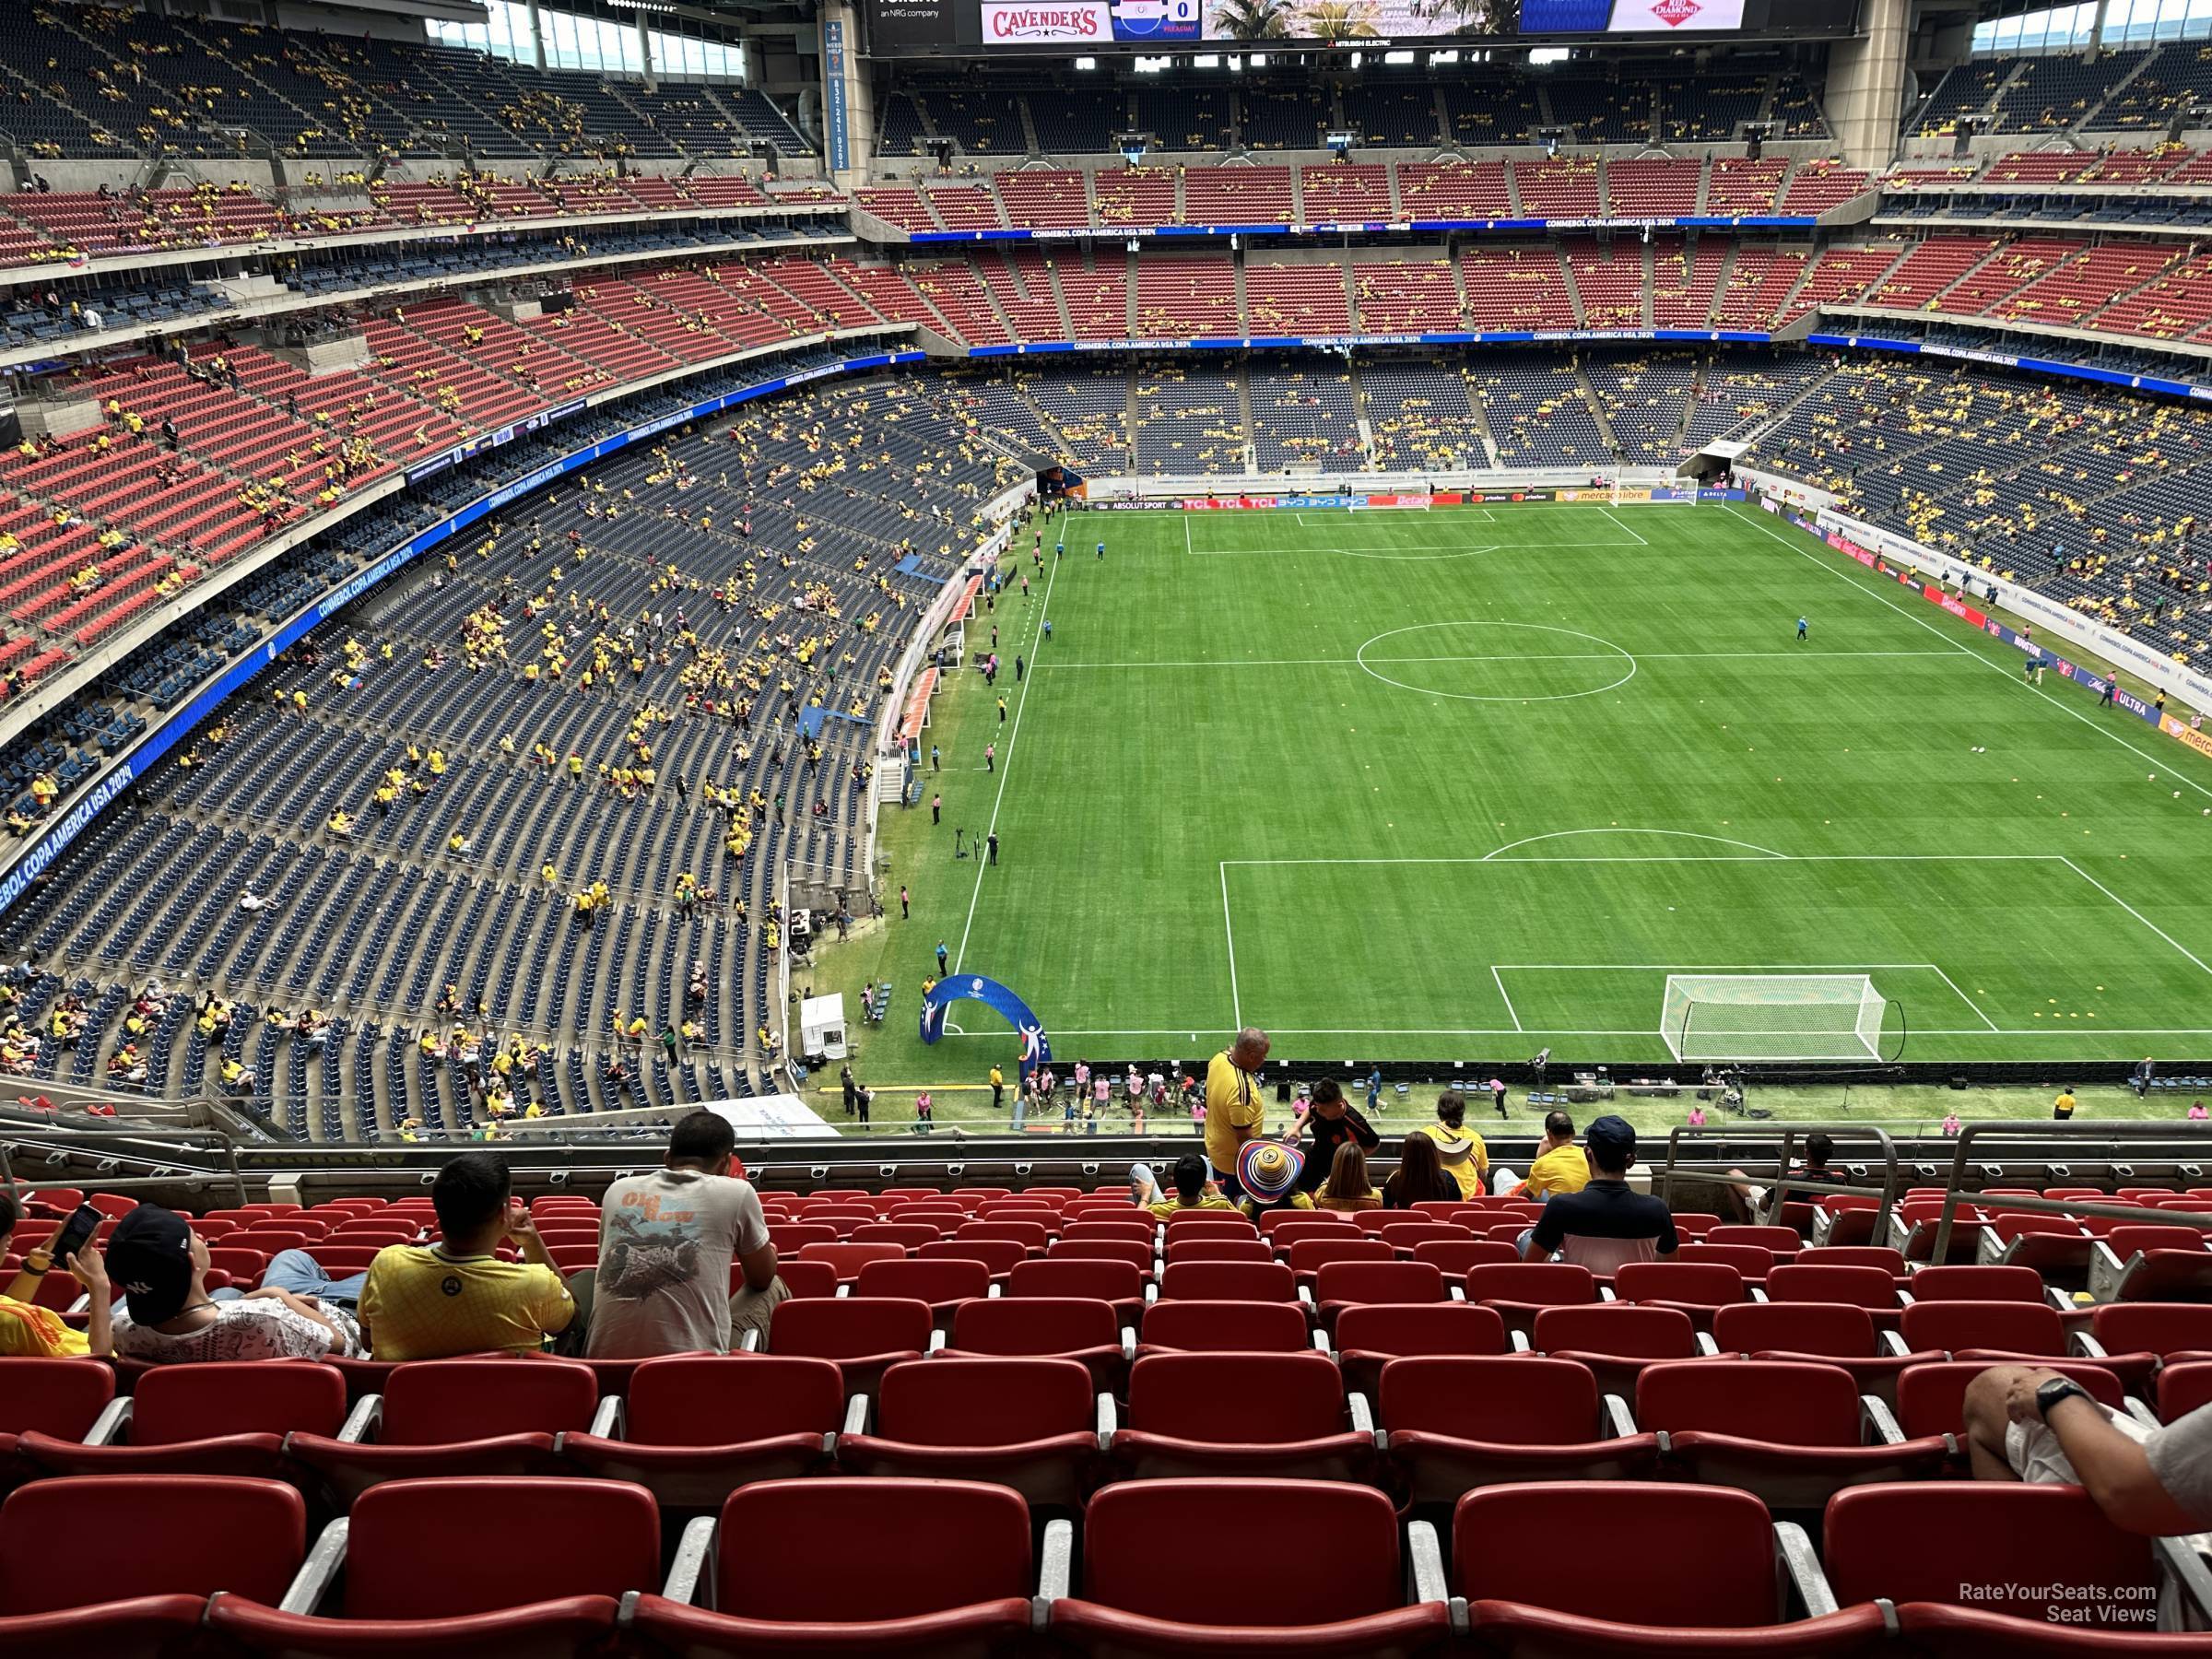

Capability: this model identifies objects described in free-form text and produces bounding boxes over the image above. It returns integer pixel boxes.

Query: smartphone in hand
[41,1204,100,1269]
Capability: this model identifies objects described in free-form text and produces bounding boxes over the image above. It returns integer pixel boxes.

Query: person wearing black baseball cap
[103,1204,358,1363]
[1519,1114,1677,1274]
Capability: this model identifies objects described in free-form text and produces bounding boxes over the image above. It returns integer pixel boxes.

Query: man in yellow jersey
[1204,1026,1271,1199]
[359,1152,573,1359]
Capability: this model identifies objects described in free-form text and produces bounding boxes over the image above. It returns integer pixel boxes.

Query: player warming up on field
[1796,616,1808,641]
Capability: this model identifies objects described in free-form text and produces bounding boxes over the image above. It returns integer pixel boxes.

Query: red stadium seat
[1710,1300,1936,1406]
[1796,1245,1908,1277]
[1637,1359,1951,1508]
[1453,1481,1882,1654]
[2159,1361,2212,1422]
[1534,1302,1709,1394]
[761,1297,930,1399]
[794,1241,906,1285]
[942,1296,1127,1394]
[1824,1482,2192,1653]
[1766,1264,1904,1330]
[2091,1226,2212,1302]
[207,1476,658,1657]
[1465,1262,1598,1337]
[1045,1477,1452,1653]
[2081,1303,2212,1384]
[0,1475,306,1657]
[1613,1260,1750,1330]
[1261,1214,1357,1247]
[1007,1257,1146,1324]
[954,1220,1052,1254]
[22,1360,346,1481]
[1709,1224,1803,1258]
[849,1222,946,1249]
[1112,1352,1378,1484]
[1899,1299,2067,1359]
[1313,1260,1448,1333]
[1155,1260,1298,1303]
[837,1356,1100,1508]
[1409,1239,1519,1277]
[284,1357,597,1506]
[1334,1301,1509,1396]
[849,1256,992,1323]
[1905,1264,2051,1303]
[1677,1241,1778,1285]
[629,1477,1036,1655]
[1162,1237,1274,1264]
[1061,1219,1157,1245]
[1136,1299,1312,1357]
[1051,1239,1156,1277]
[1383,1356,1659,1500]
[0,1358,114,1475]
[1979,1214,2094,1277]
[917,1237,1028,1279]
[557,1355,841,1509]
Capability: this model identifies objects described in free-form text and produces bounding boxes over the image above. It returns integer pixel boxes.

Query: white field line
[1035,650,1956,671]
[1220,861,1242,1031]
[932,1025,2212,1038]
[1599,506,1649,546]
[1490,966,1524,1032]
[1926,962,2003,1032]
[2060,855,2212,982]
[951,547,1060,971]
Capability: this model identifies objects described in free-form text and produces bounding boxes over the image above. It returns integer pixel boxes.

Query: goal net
[1660,973,1888,1062]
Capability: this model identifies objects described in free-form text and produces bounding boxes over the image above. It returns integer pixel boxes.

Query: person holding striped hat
[1236,1140,1312,1221]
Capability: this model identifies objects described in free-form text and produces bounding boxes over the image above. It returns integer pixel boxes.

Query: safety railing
[1658,1121,1904,1238]
[0,1122,250,1207]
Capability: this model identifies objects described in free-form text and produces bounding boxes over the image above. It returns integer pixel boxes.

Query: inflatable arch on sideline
[919,975,1053,1076]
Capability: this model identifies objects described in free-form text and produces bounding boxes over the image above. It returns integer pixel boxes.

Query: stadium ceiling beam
[604,0,790,23]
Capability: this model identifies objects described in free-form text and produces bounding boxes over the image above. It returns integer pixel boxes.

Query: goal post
[1660,973,1888,1063]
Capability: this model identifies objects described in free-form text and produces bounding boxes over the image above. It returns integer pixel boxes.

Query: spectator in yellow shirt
[1416,1091,1488,1200]
[1132,1154,1237,1218]
[0,1194,105,1358]
[1511,1112,1591,1200]
[358,1151,574,1360]
[1203,1026,1270,1194]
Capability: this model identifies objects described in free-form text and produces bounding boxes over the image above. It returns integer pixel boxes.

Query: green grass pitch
[817,500,2212,1086]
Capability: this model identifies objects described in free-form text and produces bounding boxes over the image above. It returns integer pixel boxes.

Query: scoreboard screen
[1522,0,1855,34]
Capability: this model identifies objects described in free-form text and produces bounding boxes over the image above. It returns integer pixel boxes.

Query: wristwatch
[2036,1376,2092,1418]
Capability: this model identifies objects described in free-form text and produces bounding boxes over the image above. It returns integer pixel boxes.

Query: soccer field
[827,499,2212,1076]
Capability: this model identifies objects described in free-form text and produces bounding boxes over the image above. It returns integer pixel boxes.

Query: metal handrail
[1658,1121,1902,1237]
[0,1122,250,1206]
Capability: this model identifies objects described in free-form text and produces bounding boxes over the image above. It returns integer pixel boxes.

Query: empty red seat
[1454,1481,1881,1653]
[1710,1300,1935,1406]
[1007,1257,1146,1324]
[850,1256,992,1321]
[1382,1355,1659,1500]
[1613,1261,1749,1330]
[917,1237,1029,1279]
[1285,1238,1396,1283]
[0,1357,114,1471]
[1261,1214,1356,1247]
[1979,1214,2093,1277]
[1638,1359,1950,1509]
[944,1295,1127,1392]
[1767,1264,1904,1329]
[629,1477,1036,1655]
[795,1241,906,1285]
[1112,1351,1377,1484]
[557,1355,841,1508]
[1709,1224,1803,1258]
[1155,1261,1298,1304]
[1534,1303,1709,1395]
[2092,1225,2212,1302]
[1051,1238,1156,1277]
[1899,1299,2067,1359]
[1334,1302,1509,1396]
[1163,1237,1274,1265]
[1373,1221,1464,1256]
[1408,1239,1518,1277]
[1824,1482,2182,1653]
[1061,1219,1156,1246]
[1045,1477,1451,1653]
[0,1474,306,1655]
[761,1297,930,1398]
[1676,1241,1778,1284]
[1135,1299,1310,1356]
[1905,1265,2050,1303]
[2159,1360,2212,1422]
[23,1360,346,1481]
[284,1357,597,1506]
[1465,1262,1597,1337]
[849,1222,945,1249]
[207,1476,658,1657]
[954,1220,1051,1254]
[766,1222,837,1253]
[838,1356,1100,1507]
[1796,1245,1907,1277]
[1313,1260,1447,1333]
[2083,1302,2212,1381]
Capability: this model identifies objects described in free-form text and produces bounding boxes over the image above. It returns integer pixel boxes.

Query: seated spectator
[1495,1111,1589,1199]
[1963,1364,2212,1535]
[1522,1115,1677,1272]
[359,1151,574,1359]
[588,1110,782,1358]
[1416,1091,1488,1199]
[0,1193,108,1357]
[1290,1077,1378,1195]
[1314,1140,1382,1212]
[1132,1153,1237,1217]
[101,1206,359,1363]
[1382,1133,1461,1209]
[1236,1141,1312,1220]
